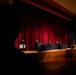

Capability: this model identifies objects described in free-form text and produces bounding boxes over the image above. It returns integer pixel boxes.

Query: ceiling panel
[53,0,76,15]
[22,0,76,21]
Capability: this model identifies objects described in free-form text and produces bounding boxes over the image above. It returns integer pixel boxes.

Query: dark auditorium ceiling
[22,0,76,21]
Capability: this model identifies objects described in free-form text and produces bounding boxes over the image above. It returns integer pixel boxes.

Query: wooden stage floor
[23,48,76,75]
[42,60,76,75]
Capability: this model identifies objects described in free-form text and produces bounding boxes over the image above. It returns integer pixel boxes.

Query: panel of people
[18,40,67,51]
[34,40,68,52]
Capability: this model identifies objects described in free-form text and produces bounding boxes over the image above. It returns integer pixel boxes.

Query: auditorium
[0,0,76,75]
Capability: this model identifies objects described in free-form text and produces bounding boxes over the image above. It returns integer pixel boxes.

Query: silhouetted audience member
[0,4,41,75]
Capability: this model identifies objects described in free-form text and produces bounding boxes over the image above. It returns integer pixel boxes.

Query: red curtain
[14,32,22,49]
[15,14,68,50]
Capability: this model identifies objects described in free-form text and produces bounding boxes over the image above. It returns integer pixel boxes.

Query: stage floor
[23,48,76,75]
[42,60,76,75]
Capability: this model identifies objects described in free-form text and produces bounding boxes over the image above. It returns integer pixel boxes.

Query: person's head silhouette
[0,4,21,49]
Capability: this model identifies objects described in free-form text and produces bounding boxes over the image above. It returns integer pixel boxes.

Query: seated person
[58,41,62,49]
[56,41,59,45]
[45,41,51,50]
[56,41,59,49]
[34,40,41,50]
[40,43,45,51]
[56,41,62,49]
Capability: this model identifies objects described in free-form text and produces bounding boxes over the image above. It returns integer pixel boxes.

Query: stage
[23,48,76,72]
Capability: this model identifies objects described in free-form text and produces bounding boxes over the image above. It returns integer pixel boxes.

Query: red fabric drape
[14,32,22,49]
[15,15,68,50]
